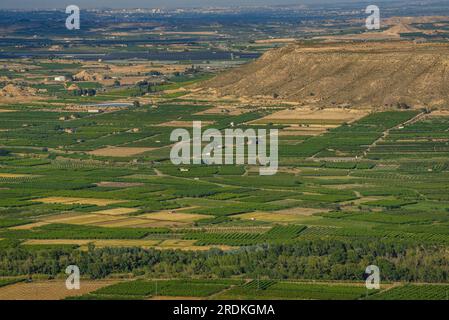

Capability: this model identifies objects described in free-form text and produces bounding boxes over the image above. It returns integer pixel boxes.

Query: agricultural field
[0,4,448,301]
[0,279,118,300]
[85,279,243,299]
[0,101,447,299]
[0,278,443,301]
[366,284,449,300]
[214,280,377,300]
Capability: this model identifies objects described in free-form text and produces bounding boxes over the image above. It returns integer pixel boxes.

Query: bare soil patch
[0,280,117,300]
[139,212,210,223]
[194,106,247,116]
[10,222,50,230]
[279,128,328,136]
[0,173,32,178]
[33,197,126,206]
[429,110,449,117]
[235,209,326,223]
[254,107,368,125]
[88,147,156,157]
[24,239,160,249]
[92,208,139,216]
[99,217,193,228]
[155,240,234,251]
[23,239,234,251]
[44,213,127,226]
[156,120,214,127]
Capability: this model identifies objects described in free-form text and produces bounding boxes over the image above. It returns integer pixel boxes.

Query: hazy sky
[0,0,369,10]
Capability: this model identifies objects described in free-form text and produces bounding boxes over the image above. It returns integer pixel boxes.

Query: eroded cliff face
[204,42,449,108]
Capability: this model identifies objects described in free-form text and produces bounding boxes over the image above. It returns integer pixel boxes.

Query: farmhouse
[54,76,66,82]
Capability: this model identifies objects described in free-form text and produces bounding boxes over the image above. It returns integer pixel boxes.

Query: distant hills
[203,41,449,109]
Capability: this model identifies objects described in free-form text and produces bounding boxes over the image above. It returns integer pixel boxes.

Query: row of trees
[130,81,163,97]
[0,240,447,282]
[71,88,96,96]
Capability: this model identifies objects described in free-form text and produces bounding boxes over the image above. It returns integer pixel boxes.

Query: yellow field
[88,147,156,157]
[23,239,235,251]
[352,197,389,206]
[194,106,246,116]
[0,280,118,300]
[252,107,368,125]
[96,218,189,228]
[29,207,206,229]
[41,212,84,222]
[156,120,214,127]
[428,110,449,117]
[24,239,159,248]
[44,214,127,225]
[93,207,139,216]
[139,212,210,223]
[155,240,235,251]
[235,208,327,223]
[9,221,50,230]
[33,197,126,206]
[279,127,328,137]
[24,239,96,246]
[96,240,161,248]
[0,173,32,178]
[39,211,197,228]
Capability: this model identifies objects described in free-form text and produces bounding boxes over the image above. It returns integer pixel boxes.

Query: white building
[54,76,66,82]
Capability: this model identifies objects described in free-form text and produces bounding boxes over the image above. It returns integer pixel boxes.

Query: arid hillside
[203,42,449,108]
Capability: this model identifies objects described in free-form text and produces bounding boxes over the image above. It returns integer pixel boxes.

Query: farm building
[54,76,66,82]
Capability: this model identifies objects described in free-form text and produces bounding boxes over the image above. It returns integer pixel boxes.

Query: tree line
[0,240,447,283]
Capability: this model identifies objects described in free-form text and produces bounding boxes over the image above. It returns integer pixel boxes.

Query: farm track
[361,112,426,160]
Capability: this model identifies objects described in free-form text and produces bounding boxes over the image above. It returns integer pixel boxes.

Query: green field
[0,105,447,300]
[0,4,448,301]
[61,280,449,301]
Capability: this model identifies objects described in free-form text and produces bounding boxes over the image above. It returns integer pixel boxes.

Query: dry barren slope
[204,42,449,108]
